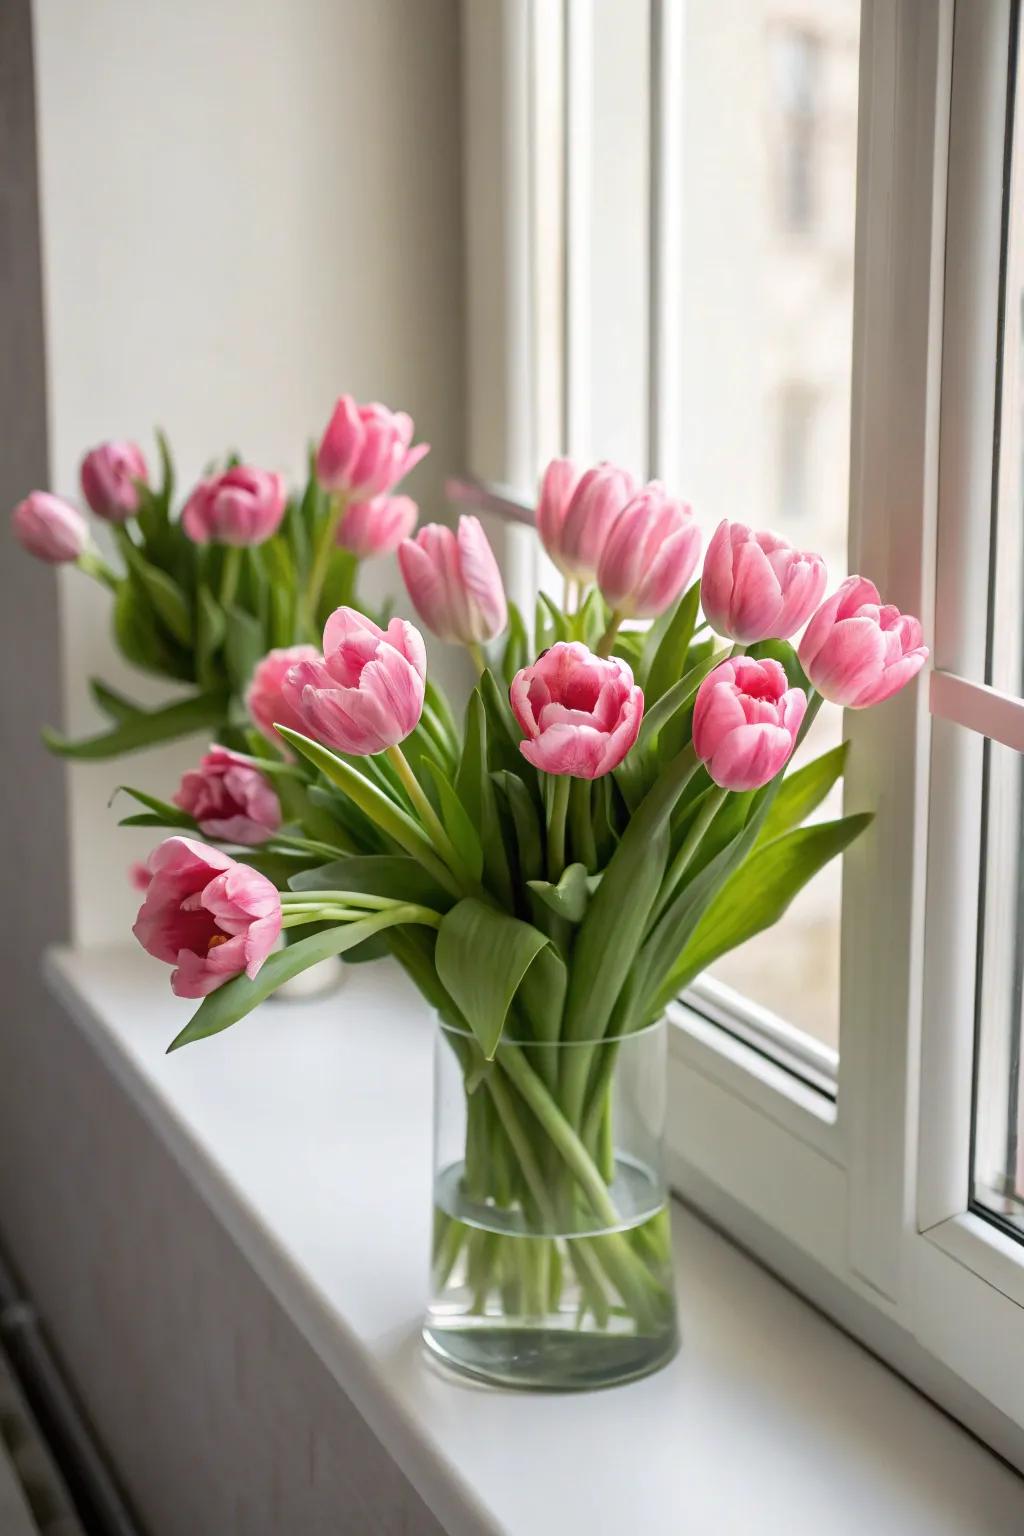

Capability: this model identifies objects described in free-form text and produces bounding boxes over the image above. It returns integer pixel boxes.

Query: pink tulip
[173,745,282,846]
[336,494,418,558]
[543,461,637,582]
[798,576,928,708]
[693,656,806,792]
[181,465,287,546]
[597,484,701,618]
[700,521,828,643]
[132,836,281,999]
[509,642,643,778]
[128,862,152,893]
[398,515,507,645]
[80,441,148,522]
[283,606,426,756]
[536,457,583,570]
[246,644,322,749]
[316,396,430,498]
[10,492,88,563]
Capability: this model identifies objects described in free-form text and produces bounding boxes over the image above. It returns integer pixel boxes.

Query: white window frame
[459,0,1024,1467]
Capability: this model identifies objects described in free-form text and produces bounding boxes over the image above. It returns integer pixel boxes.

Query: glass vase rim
[432,1011,667,1048]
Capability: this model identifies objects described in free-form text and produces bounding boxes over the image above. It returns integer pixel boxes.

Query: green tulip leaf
[434,898,549,1059]
[757,741,849,847]
[42,689,229,760]
[527,861,591,924]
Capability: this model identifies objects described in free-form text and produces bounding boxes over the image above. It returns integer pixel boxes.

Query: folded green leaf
[224,604,266,695]
[423,759,485,882]
[114,785,194,827]
[42,689,229,760]
[434,898,549,1059]
[501,602,529,683]
[644,581,700,704]
[113,577,193,681]
[289,853,453,910]
[196,585,226,687]
[88,678,141,723]
[492,770,544,885]
[527,861,591,924]
[456,691,514,906]
[653,812,873,1009]
[117,540,193,646]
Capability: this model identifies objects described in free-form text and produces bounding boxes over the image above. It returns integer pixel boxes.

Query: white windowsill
[44,945,1024,1536]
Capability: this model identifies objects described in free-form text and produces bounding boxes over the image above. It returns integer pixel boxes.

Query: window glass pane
[973,30,1024,1234]
[679,1,861,1052]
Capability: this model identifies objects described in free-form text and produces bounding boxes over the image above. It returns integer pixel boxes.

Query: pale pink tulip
[11,492,88,563]
[700,521,828,643]
[246,645,322,749]
[336,494,418,558]
[509,642,643,778]
[132,837,281,998]
[545,461,637,582]
[181,466,286,546]
[597,484,701,618]
[693,656,806,792]
[283,607,426,756]
[798,576,928,708]
[536,457,583,571]
[80,441,148,522]
[316,396,429,498]
[174,745,282,846]
[398,515,507,645]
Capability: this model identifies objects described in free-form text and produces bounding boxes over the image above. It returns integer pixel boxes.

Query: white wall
[31,0,465,944]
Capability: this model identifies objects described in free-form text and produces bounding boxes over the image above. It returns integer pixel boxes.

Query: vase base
[422,1321,680,1392]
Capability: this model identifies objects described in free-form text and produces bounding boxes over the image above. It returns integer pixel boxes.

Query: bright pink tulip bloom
[544,461,637,582]
[700,521,828,643]
[536,457,583,571]
[316,396,429,499]
[798,576,928,708]
[132,837,281,999]
[246,644,322,749]
[173,745,282,846]
[10,492,88,563]
[336,494,418,558]
[693,656,807,792]
[181,465,286,547]
[509,642,643,778]
[80,440,148,522]
[283,607,426,756]
[597,483,701,619]
[398,515,507,645]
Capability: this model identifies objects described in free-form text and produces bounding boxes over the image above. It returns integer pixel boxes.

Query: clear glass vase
[423,1015,680,1390]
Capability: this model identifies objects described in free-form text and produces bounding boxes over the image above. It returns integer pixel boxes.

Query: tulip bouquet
[113,441,927,1387]
[10,399,428,761]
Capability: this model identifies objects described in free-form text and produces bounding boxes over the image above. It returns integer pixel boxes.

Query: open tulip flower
[798,576,929,707]
[283,606,426,757]
[132,838,281,998]
[173,745,282,846]
[182,465,287,547]
[701,520,828,643]
[316,396,429,499]
[510,642,643,779]
[693,656,806,792]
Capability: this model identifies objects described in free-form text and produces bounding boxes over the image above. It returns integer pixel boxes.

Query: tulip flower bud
[316,396,429,499]
[542,461,636,582]
[509,642,644,778]
[693,656,806,792]
[11,492,88,563]
[336,494,418,558]
[597,483,701,619]
[798,576,928,708]
[398,515,507,645]
[283,607,426,756]
[181,466,286,547]
[80,441,149,522]
[700,521,828,643]
[174,745,282,846]
[132,837,281,998]
[536,457,583,571]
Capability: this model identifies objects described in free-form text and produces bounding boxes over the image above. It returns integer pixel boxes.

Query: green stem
[652,785,729,924]
[76,549,120,592]
[280,889,409,910]
[305,491,347,624]
[385,743,473,885]
[467,641,486,677]
[595,609,624,658]
[268,832,353,861]
[219,546,242,609]
[546,773,571,880]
